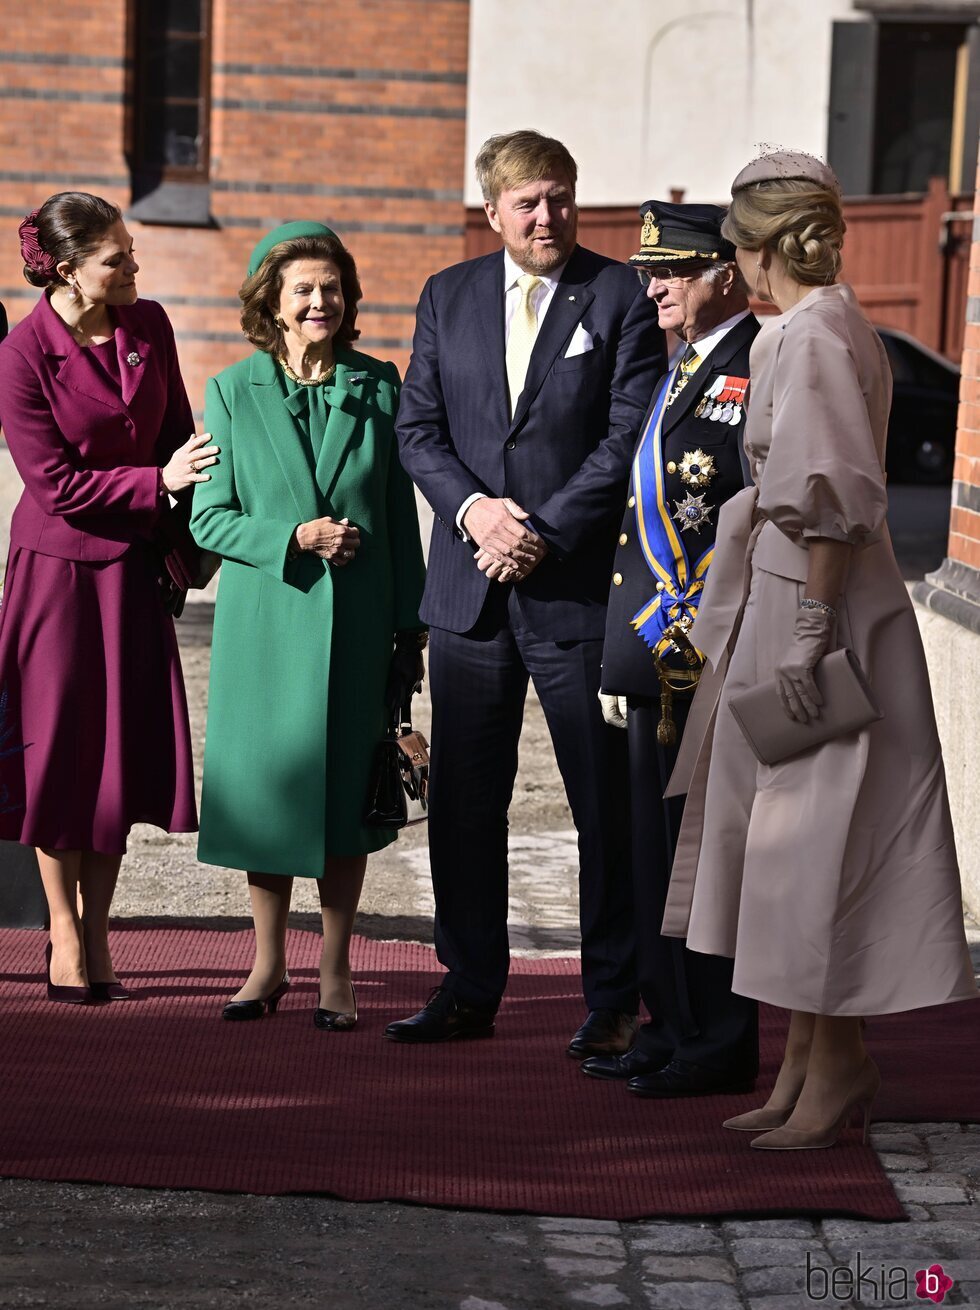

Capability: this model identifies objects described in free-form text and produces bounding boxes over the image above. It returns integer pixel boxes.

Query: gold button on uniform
[627,496,635,508]
[613,572,623,586]
[667,461,677,474]
[619,533,628,546]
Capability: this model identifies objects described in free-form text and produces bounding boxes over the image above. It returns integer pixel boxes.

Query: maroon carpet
[1,927,973,1220]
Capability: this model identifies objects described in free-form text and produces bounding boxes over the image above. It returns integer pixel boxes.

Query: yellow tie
[506,273,542,417]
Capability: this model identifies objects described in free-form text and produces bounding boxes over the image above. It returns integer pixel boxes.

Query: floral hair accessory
[18,210,57,278]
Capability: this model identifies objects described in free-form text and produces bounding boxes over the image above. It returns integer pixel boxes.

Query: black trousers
[427,588,636,1012]
[627,694,758,1076]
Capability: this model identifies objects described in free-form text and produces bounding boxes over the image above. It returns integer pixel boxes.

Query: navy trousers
[427,588,636,1012]
[627,694,758,1076]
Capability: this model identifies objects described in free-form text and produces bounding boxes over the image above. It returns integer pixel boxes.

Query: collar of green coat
[246,348,370,522]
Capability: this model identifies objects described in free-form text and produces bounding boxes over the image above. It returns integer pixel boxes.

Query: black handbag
[364,706,429,829]
[152,504,221,618]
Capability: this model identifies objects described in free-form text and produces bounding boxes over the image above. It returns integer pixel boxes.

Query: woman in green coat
[191,222,426,1030]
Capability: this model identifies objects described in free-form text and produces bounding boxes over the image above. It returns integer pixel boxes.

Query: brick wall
[915,138,980,629]
[0,0,470,416]
[952,212,980,579]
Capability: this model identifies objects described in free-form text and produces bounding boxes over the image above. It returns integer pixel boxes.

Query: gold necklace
[279,357,336,387]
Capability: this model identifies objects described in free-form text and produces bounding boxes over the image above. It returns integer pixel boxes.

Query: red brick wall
[947,146,980,577]
[0,0,469,416]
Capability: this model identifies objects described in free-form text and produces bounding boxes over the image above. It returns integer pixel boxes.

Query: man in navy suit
[388,130,665,1049]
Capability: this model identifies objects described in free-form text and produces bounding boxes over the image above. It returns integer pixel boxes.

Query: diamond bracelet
[800,597,838,618]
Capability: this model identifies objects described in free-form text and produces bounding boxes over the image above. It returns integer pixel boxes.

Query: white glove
[775,607,834,724]
[598,691,629,729]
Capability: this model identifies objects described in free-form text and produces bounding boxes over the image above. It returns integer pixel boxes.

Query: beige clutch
[728,648,883,766]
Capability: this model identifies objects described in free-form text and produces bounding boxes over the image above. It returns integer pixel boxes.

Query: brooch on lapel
[347,374,368,385]
[672,491,714,533]
[694,375,748,425]
[678,449,717,489]
[126,352,142,367]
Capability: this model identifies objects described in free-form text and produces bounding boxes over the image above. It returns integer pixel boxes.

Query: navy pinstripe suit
[396,244,665,1010]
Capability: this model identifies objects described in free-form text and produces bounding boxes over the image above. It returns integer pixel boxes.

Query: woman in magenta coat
[0,192,214,1002]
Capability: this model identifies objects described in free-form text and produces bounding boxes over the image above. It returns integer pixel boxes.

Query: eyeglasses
[635,263,712,288]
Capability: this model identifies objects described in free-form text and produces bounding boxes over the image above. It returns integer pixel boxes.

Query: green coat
[190,347,426,875]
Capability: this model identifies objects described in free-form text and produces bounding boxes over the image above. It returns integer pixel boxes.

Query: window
[874,23,964,194]
[127,0,213,225]
[828,14,980,196]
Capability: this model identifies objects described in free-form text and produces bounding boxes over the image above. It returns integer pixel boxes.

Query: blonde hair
[475,130,577,204]
[722,179,845,286]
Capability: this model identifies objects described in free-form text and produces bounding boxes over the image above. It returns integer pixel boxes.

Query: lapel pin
[567,295,576,302]
[126,352,141,367]
[348,374,367,385]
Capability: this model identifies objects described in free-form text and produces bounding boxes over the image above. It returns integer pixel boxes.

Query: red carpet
[0,927,973,1220]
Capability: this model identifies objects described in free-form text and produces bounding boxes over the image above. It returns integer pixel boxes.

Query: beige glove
[598,691,629,730]
[775,607,835,724]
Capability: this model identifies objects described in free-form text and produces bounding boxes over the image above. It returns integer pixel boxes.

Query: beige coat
[662,284,976,1017]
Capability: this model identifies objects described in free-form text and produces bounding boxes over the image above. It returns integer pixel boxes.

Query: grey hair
[702,260,749,298]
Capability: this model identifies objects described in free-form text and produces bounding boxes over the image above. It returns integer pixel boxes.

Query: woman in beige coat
[662,151,976,1150]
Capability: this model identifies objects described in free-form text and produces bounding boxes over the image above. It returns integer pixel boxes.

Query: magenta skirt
[0,544,198,854]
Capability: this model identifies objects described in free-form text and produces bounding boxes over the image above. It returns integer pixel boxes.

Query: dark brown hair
[239,235,362,354]
[22,192,122,289]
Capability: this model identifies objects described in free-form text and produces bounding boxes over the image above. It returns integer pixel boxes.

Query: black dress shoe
[580,1046,666,1082]
[384,986,496,1043]
[566,1009,638,1059]
[627,1058,756,1099]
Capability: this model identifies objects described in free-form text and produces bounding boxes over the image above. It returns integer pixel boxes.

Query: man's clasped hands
[463,496,548,584]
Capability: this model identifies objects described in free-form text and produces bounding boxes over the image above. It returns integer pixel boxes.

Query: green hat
[247,221,339,276]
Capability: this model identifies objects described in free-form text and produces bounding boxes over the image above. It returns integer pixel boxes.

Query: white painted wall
[465,0,857,206]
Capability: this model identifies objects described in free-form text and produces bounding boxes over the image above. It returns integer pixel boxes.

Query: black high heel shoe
[90,980,131,1001]
[313,982,357,1031]
[222,974,290,1021]
[45,941,92,1005]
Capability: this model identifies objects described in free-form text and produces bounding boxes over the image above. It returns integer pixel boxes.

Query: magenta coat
[0,293,198,852]
[0,292,193,559]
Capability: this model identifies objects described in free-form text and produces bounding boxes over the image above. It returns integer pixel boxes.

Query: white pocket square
[564,324,594,358]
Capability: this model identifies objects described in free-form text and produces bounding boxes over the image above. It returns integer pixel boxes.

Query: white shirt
[687,308,752,363]
[456,251,571,536]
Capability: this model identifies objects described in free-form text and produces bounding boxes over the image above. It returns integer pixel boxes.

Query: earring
[66,281,78,301]
[274,314,285,328]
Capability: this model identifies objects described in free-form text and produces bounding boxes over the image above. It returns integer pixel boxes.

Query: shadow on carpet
[2,927,973,1220]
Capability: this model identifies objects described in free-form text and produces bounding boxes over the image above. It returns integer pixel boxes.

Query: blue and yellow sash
[630,365,713,657]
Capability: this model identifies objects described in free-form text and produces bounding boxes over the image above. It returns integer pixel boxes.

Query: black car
[879,326,959,484]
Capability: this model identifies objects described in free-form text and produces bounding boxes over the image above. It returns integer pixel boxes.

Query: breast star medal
[672,491,714,533]
[678,449,717,489]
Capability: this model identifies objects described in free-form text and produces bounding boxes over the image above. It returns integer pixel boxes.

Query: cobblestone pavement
[4,598,979,1310]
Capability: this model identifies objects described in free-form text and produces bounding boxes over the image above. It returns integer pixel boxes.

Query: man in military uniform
[586,202,760,1098]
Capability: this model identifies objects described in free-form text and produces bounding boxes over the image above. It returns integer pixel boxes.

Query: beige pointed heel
[723,1103,798,1133]
[749,1057,881,1151]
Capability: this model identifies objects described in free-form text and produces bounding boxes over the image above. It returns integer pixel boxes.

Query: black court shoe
[222,974,291,1021]
[90,979,131,1001]
[314,982,358,1032]
[45,940,91,1005]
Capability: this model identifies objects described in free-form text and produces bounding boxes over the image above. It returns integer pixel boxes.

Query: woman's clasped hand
[294,515,360,564]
